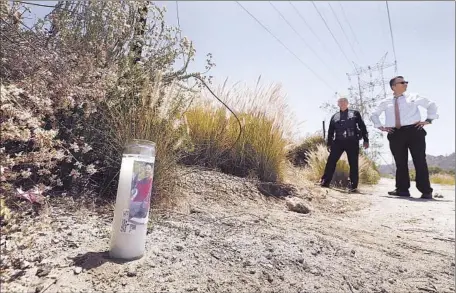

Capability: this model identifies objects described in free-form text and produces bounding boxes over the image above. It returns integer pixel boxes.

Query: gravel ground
[1,168,454,293]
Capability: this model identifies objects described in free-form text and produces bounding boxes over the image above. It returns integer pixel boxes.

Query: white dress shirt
[370,92,439,128]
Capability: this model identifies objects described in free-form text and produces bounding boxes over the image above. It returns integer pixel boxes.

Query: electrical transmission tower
[343,52,396,165]
[345,52,396,120]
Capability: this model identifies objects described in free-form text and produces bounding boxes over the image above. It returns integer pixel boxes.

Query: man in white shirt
[370,76,439,199]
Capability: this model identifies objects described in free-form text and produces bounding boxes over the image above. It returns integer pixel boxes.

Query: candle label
[121,160,154,234]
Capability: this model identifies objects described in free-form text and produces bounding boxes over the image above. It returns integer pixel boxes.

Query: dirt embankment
[1,168,454,293]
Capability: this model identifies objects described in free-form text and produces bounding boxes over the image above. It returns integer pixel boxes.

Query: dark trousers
[387,125,432,194]
[321,139,359,188]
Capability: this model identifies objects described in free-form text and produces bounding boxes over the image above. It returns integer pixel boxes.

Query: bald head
[337,97,349,111]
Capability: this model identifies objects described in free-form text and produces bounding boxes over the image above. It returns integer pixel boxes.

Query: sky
[25,1,456,164]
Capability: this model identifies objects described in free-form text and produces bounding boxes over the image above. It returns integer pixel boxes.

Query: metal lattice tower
[345,52,396,120]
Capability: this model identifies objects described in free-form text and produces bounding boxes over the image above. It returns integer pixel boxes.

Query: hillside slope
[379,152,455,175]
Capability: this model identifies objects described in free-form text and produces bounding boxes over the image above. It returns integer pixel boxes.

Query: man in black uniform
[320,97,369,192]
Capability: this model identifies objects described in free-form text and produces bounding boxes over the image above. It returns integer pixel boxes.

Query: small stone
[121,280,127,286]
[36,267,51,277]
[35,285,44,293]
[175,245,184,251]
[249,270,256,274]
[243,261,252,267]
[20,260,31,270]
[351,249,356,255]
[52,239,60,244]
[398,268,404,273]
[451,262,455,267]
[425,272,433,278]
[297,258,304,264]
[263,271,273,283]
[127,268,137,277]
[286,197,312,214]
[311,251,318,256]
[388,278,395,284]
[73,267,83,275]
[397,235,401,238]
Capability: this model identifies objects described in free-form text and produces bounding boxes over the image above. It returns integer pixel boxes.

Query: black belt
[396,124,417,129]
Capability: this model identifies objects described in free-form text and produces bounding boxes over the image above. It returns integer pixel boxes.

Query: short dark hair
[389,76,404,90]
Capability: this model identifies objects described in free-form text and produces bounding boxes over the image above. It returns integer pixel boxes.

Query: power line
[327,2,359,62]
[338,2,363,56]
[385,1,398,74]
[268,1,342,83]
[288,1,328,52]
[18,1,56,8]
[235,1,336,92]
[311,1,353,69]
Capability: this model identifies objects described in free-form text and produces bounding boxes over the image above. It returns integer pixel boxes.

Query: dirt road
[1,171,454,293]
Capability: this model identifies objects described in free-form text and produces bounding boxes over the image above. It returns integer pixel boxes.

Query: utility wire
[328,2,359,62]
[385,1,398,74]
[288,1,328,53]
[311,1,353,69]
[268,1,341,84]
[236,1,336,92]
[175,2,242,150]
[18,1,56,8]
[338,2,363,56]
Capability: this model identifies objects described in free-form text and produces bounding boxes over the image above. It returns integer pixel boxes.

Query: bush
[287,133,326,167]
[410,169,455,186]
[182,82,292,183]
[430,173,455,185]
[305,145,380,188]
[0,2,212,206]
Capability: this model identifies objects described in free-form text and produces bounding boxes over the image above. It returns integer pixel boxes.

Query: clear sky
[26,1,456,163]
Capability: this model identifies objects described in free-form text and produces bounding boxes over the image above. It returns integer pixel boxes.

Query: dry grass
[304,145,380,188]
[430,174,455,185]
[182,79,294,183]
[90,72,190,207]
[287,133,326,167]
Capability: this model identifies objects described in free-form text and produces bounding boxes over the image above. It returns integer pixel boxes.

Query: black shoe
[388,189,411,197]
[348,188,359,193]
[420,193,433,199]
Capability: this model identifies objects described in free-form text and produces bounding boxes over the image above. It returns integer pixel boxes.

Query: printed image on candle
[128,161,154,226]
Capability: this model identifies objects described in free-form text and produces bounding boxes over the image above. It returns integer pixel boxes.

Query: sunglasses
[395,81,408,85]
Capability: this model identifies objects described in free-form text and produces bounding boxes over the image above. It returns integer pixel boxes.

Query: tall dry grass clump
[304,145,380,188]
[182,79,294,183]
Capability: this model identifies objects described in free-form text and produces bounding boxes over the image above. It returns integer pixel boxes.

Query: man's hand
[363,142,369,149]
[414,121,430,129]
[378,126,395,133]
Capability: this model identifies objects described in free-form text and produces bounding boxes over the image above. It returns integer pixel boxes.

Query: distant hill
[378,153,455,175]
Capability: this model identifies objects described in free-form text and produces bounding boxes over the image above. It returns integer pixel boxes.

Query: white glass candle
[109,140,156,260]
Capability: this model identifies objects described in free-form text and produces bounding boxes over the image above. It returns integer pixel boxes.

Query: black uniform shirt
[327,109,369,146]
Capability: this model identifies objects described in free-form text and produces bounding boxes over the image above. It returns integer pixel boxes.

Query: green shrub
[287,134,326,167]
